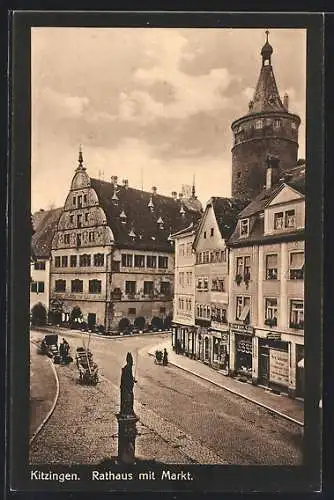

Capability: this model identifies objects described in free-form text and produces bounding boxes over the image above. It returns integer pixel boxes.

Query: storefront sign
[211,321,229,332]
[230,323,254,336]
[269,349,289,386]
[267,332,281,341]
[236,338,252,354]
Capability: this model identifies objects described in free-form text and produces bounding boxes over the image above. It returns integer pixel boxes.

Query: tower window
[255,119,263,129]
[237,172,241,178]
[291,122,297,129]
[273,119,281,128]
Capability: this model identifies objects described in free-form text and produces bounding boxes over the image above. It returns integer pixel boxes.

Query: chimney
[178,192,183,200]
[171,191,178,200]
[265,154,280,190]
[266,165,272,190]
[152,186,157,195]
[122,178,129,189]
[283,93,289,110]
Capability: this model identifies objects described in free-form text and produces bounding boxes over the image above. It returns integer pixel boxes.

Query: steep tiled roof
[238,164,306,219]
[90,179,202,252]
[211,197,249,239]
[32,207,63,258]
[228,164,306,247]
[249,64,286,114]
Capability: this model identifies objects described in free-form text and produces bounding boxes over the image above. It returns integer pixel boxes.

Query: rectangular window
[266,254,278,280]
[289,252,304,280]
[61,256,68,268]
[89,280,102,294]
[37,282,44,293]
[78,195,82,208]
[76,234,81,247]
[64,234,70,244]
[77,214,82,228]
[88,231,95,242]
[55,256,60,268]
[179,272,184,287]
[125,281,136,295]
[274,212,284,230]
[122,254,133,267]
[73,196,76,206]
[31,281,37,293]
[83,194,87,204]
[197,278,202,290]
[210,228,214,237]
[70,255,77,267]
[34,261,46,270]
[94,253,105,267]
[290,300,304,329]
[71,279,83,293]
[236,256,251,280]
[144,281,154,295]
[160,282,171,295]
[134,255,145,268]
[128,308,136,315]
[211,278,225,292]
[236,296,250,323]
[285,209,296,228]
[146,255,157,268]
[69,215,74,224]
[240,219,249,237]
[273,119,281,128]
[85,213,89,222]
[265,298,278,326]
[255,119,263,129]
[158,256,168,269]
[79,254,91,267]
[55,279,66,292]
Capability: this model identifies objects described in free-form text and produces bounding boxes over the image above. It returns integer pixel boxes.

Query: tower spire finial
[192,173,196,198]
[265,29,270,43]
[78,144,83,165]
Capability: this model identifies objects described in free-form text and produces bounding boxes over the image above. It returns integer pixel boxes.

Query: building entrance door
[88,313,96,331]
[259,347,270,385]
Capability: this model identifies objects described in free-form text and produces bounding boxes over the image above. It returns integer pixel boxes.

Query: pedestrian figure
[59,341,65,363]
[120,352,137,416]
[162,348,168,366]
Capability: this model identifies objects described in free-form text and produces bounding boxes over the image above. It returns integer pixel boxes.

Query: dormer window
[274,209,296,230]
[240,219,249,237]
[255,119,263,129]
[285,210,296,228]
[274,212,284,230]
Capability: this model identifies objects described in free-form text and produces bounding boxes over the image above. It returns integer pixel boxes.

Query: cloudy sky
[31,27,306,212]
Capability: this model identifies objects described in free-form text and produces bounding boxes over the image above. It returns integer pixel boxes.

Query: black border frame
[7,10,324,494]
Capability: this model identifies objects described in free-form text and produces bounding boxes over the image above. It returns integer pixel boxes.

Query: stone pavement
[30,340,59,441]
[149,340,304,426]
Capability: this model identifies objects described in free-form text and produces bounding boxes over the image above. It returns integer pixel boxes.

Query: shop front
[196,322,210,362]
[258,333,289,393]
[295,344,304,398]
[210,329,229,373]
[230,323,254,380]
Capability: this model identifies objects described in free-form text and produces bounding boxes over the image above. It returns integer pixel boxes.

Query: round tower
[231,31,301,200]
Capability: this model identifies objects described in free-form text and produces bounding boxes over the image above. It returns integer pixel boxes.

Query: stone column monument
[116,352,138,464]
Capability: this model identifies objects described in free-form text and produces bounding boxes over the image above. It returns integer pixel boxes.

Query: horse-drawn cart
[75,347,99,385]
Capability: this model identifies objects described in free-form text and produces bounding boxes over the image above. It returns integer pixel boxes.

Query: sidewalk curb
[29,340,60,445]
[32,326,170,341]
[148,351,304,428]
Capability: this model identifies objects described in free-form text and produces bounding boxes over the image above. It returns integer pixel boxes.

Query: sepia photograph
[8,12,323,493]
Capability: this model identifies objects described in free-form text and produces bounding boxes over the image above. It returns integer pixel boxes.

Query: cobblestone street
[30,329,303,465]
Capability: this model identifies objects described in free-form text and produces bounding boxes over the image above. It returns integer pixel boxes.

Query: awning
[239,304,250,321]
[297,358,304,368]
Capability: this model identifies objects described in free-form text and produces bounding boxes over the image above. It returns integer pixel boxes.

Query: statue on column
[120,352,137,416]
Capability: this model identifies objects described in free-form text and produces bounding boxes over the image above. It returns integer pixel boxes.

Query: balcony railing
[289,321,304,330]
